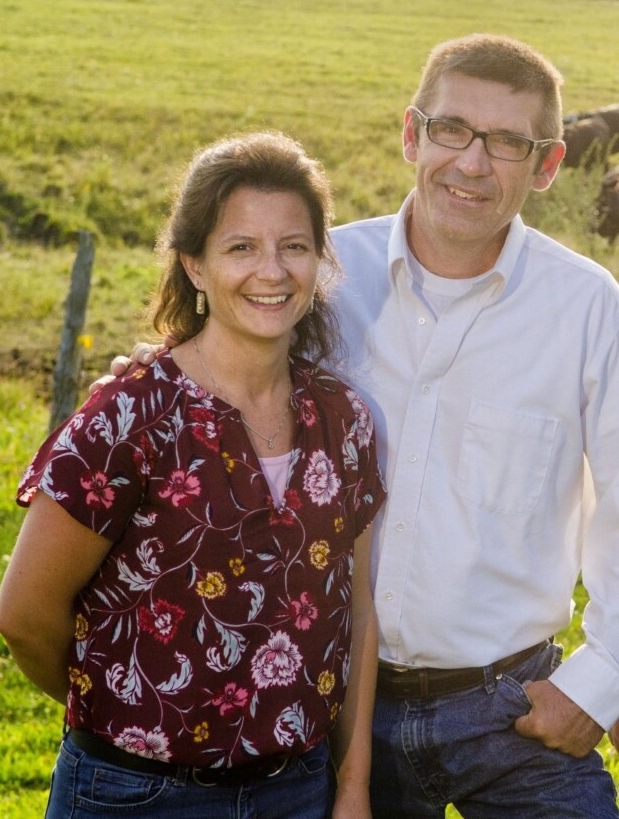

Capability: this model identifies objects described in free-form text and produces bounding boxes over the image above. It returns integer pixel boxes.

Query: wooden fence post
[49,231,95,432]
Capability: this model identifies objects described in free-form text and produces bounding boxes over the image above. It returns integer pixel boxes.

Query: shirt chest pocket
[457,401,559,515]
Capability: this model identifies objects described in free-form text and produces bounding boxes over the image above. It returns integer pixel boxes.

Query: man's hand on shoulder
[88,340,170,395]
[514,679,604,757]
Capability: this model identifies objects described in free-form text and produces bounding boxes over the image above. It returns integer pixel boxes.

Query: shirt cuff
[549,643,619,730]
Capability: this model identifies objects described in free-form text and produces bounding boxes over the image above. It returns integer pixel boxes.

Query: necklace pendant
[267,439,275,449]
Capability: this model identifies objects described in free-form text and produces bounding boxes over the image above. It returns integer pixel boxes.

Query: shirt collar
[387,189,528,299]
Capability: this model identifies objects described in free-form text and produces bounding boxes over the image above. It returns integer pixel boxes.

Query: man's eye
[495,134,525,148]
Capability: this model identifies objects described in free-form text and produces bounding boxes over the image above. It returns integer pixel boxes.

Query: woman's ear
[402,107,419,164]
[180,253,204,291]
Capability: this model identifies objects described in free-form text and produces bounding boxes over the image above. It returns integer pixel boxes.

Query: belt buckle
[191,755,290,787]
[267,755,289,777]
[192,767,219,787]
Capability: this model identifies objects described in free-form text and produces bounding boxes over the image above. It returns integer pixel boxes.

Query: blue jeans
[44,734,334,818]
[371,643,619,818]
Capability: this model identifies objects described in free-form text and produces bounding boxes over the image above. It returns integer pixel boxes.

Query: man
[109,34,619,816]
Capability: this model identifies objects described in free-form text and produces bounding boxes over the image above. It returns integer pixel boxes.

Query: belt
[377,640,550,700]
[67,728,291,787]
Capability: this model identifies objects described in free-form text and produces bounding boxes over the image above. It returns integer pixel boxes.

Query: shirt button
[421,384,430,394]
[396,523,405,532]
[385,592,394,601]
[418,317,426,325]
[409,454,418,463]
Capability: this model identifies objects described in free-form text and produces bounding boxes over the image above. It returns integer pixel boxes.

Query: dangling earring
[307,293,315,314]
[196,291,206,315]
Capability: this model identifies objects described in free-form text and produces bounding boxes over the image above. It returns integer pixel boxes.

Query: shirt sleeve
[549,328,619,729]
[17,383,154,543]
[345,388,387,537]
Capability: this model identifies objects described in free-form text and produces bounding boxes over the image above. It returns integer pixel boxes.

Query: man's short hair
[413,33,564,141]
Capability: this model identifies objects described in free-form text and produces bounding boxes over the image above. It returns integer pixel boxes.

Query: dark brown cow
[595,104,619,140]
[562,115,612,169]
[595,165,619,244]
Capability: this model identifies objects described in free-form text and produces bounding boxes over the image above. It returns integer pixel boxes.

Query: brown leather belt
[377,640,550,700]
[67,728,291,787]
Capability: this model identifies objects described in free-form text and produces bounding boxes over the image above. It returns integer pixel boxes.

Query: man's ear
[402,107,418,164]
[532,140,566,192]
[180,253,204,290]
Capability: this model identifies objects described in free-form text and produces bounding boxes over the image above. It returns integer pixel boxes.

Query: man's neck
[406,205,508,280]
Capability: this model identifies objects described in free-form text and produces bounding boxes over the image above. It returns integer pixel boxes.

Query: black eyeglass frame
[409,106,558,162]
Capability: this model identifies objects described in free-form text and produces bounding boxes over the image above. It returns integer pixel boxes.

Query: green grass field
[1,0,619,814]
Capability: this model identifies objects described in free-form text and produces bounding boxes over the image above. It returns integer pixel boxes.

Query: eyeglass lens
[427,120,532,161]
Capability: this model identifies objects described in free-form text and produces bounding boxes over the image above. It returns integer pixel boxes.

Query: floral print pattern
[17,352,385,768]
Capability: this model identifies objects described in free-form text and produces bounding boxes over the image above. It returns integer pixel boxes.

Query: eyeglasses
[409,106,557,162]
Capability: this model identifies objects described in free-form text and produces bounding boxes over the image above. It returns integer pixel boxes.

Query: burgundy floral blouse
[17,351,386,768]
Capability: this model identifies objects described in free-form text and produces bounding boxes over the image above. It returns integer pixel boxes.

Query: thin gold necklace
[193,337,291,450]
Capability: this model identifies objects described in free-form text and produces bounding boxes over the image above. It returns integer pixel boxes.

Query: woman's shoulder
[86,349,207,408]
[291,356,370,420]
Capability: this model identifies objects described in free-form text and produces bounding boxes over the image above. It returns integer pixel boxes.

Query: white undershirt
[406,242,493,318]
[258,451,292,507]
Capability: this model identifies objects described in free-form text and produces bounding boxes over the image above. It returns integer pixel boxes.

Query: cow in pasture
[595,165,619,244]
[562,115,612,169]
[595,104,619,141]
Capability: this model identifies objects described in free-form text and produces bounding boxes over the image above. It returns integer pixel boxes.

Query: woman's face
[186,186,319,347]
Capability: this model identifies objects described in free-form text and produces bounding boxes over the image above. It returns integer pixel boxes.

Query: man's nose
[454,135,493,174]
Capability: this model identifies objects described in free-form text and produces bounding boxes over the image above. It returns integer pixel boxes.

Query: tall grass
[1,0,619,814]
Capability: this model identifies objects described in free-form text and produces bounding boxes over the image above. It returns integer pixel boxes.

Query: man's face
[403,73,563,277]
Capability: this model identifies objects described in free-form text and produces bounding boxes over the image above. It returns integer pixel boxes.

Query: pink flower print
[189,406,222,451]
[80,470,115,509]
[267,489,302,526]
[138,599,185,644]
[289,592,318,631]
[347,390,373,447]
[113,726,171,761]
[251,631,303,689]
[211,681,250,716]
[298,397,318,427]
[158,469,201,507]
[302,451,341,506]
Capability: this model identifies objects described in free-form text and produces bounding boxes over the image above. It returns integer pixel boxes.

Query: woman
[0,132,385,818]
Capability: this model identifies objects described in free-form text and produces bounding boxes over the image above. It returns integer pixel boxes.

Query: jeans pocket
[296,740,331,778]
[492,673,534,728]
[87,766,170,807]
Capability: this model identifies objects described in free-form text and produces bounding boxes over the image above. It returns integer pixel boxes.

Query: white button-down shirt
[330,190,619,729]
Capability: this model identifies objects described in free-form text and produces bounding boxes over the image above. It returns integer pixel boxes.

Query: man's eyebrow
[435,113,529,137]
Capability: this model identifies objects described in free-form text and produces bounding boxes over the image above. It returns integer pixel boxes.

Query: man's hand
[88,342,167,396]
[514,679,604,757]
